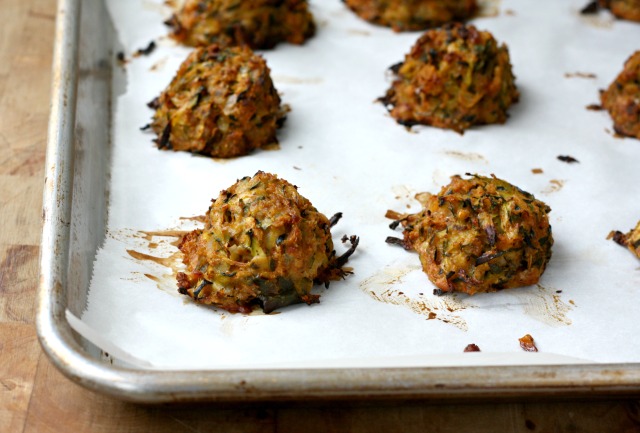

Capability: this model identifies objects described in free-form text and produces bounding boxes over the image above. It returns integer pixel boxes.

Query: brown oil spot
[150,56,168,72]
[504,9,515,16]
[272,75,323,85]
[442,150,488,164]
[360,265,474,331]
[587,103,603,111]
[564,72,597,79]
[126,249,180,268]
[179,215,207,223]
[477,0,501,17]
[579,12,614,29]
[510,285,573,326]
[531,168,543,174]
[542,179,565,195]
[347,29,371,36]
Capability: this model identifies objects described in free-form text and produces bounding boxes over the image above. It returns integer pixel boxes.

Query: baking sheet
[79,0,640,370]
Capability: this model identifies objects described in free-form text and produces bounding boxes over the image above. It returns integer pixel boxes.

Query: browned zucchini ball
[598,0,640,22]
[343,0,477,32]
[388,175,553,295]
[380,23,519,133]
[601,51,640,139]
[177,172,358,314]
[148,45,286,158]
[167,0,315,49]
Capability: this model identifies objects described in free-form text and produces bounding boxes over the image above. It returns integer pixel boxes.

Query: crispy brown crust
[343,0,477,32]
[380,23,519,133]
[601,51,640,140]
[168,0,315,49]
[177,172,356,313]
[150,45,286,158]
[598,0,640,22]
[392,175,553,295]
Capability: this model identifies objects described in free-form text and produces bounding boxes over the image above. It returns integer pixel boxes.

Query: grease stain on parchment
[360,265,475,331]
[109,223,198,296]
[477,0,501,17]
[510,284,574,326]
[442,150,488,164]
[273,75,323,85]
[542,179,565,195]
[578,11,614,29]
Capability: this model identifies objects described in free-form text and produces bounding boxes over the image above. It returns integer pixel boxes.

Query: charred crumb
[341,234,348,243]
[147,97,160,110]
[389,62,403,74]
[580,0,600,14]
[334,235,359,269]
[135,41,157,57]
[140,123,151,131]
[385,236,409,249]
[156,122,172,149]
[389,219,401,230]
[464,344,481,352]
[433,288,446,296]
[519,334,538,352]
[556,290,563,293]
[329,212,343,227]
[116,51,126,64]
[557,155,579,164]
[607,230,628,246]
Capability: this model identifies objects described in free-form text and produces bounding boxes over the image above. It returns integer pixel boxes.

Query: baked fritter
[380,23,519,133]
[167,0,315,49]
[343,0,477,32]
[608,220,640,259]
[388,175,553,295]
[598,0,640,22]
[601,51,640,139]
[177,172,358,313]
[149,45,286,158]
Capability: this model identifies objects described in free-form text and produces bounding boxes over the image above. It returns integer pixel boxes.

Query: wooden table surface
[1,0,639,431]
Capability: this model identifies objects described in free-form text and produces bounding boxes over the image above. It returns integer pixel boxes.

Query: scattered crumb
[347,28,371,36]
[557,155,579,164]
[556,290,562,293]
[504,9,515,16]
[519,334,538,352]
[133,40,156,57]
[586,103,603,111]
[293,166,301,170]
[464,344,481,352]
[564,72,596,79]
[531,168,543,174]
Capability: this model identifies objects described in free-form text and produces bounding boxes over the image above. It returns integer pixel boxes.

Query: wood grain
[0,0,638,431]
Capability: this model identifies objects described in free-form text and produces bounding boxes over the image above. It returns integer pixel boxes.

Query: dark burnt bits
[557,155,579,164]
[148,45,287,158]
[343,0,478,32]
[386,174,553,295]
[380,23,519,133]
[607,220,640,259]
[600,51,640,140]
[167,0,316,49]
[177,172,359,314]
[464,344,481,352]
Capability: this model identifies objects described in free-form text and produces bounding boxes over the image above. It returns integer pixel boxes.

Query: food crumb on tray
[519,334,538,352]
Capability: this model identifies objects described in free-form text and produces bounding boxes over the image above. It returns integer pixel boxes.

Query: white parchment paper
[80,0,640,369]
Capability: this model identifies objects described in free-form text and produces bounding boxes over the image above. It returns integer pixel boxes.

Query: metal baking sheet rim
[36,0,640,403]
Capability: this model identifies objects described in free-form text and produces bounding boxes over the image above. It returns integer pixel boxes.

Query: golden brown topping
[149,45,286,158]
[600,51,640,140]
[518,334,538,352]
[379,23,519,133]
[343,0,477,32]
[177,172,358,313]
[167,0,315,49]
[387,174,553,295]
